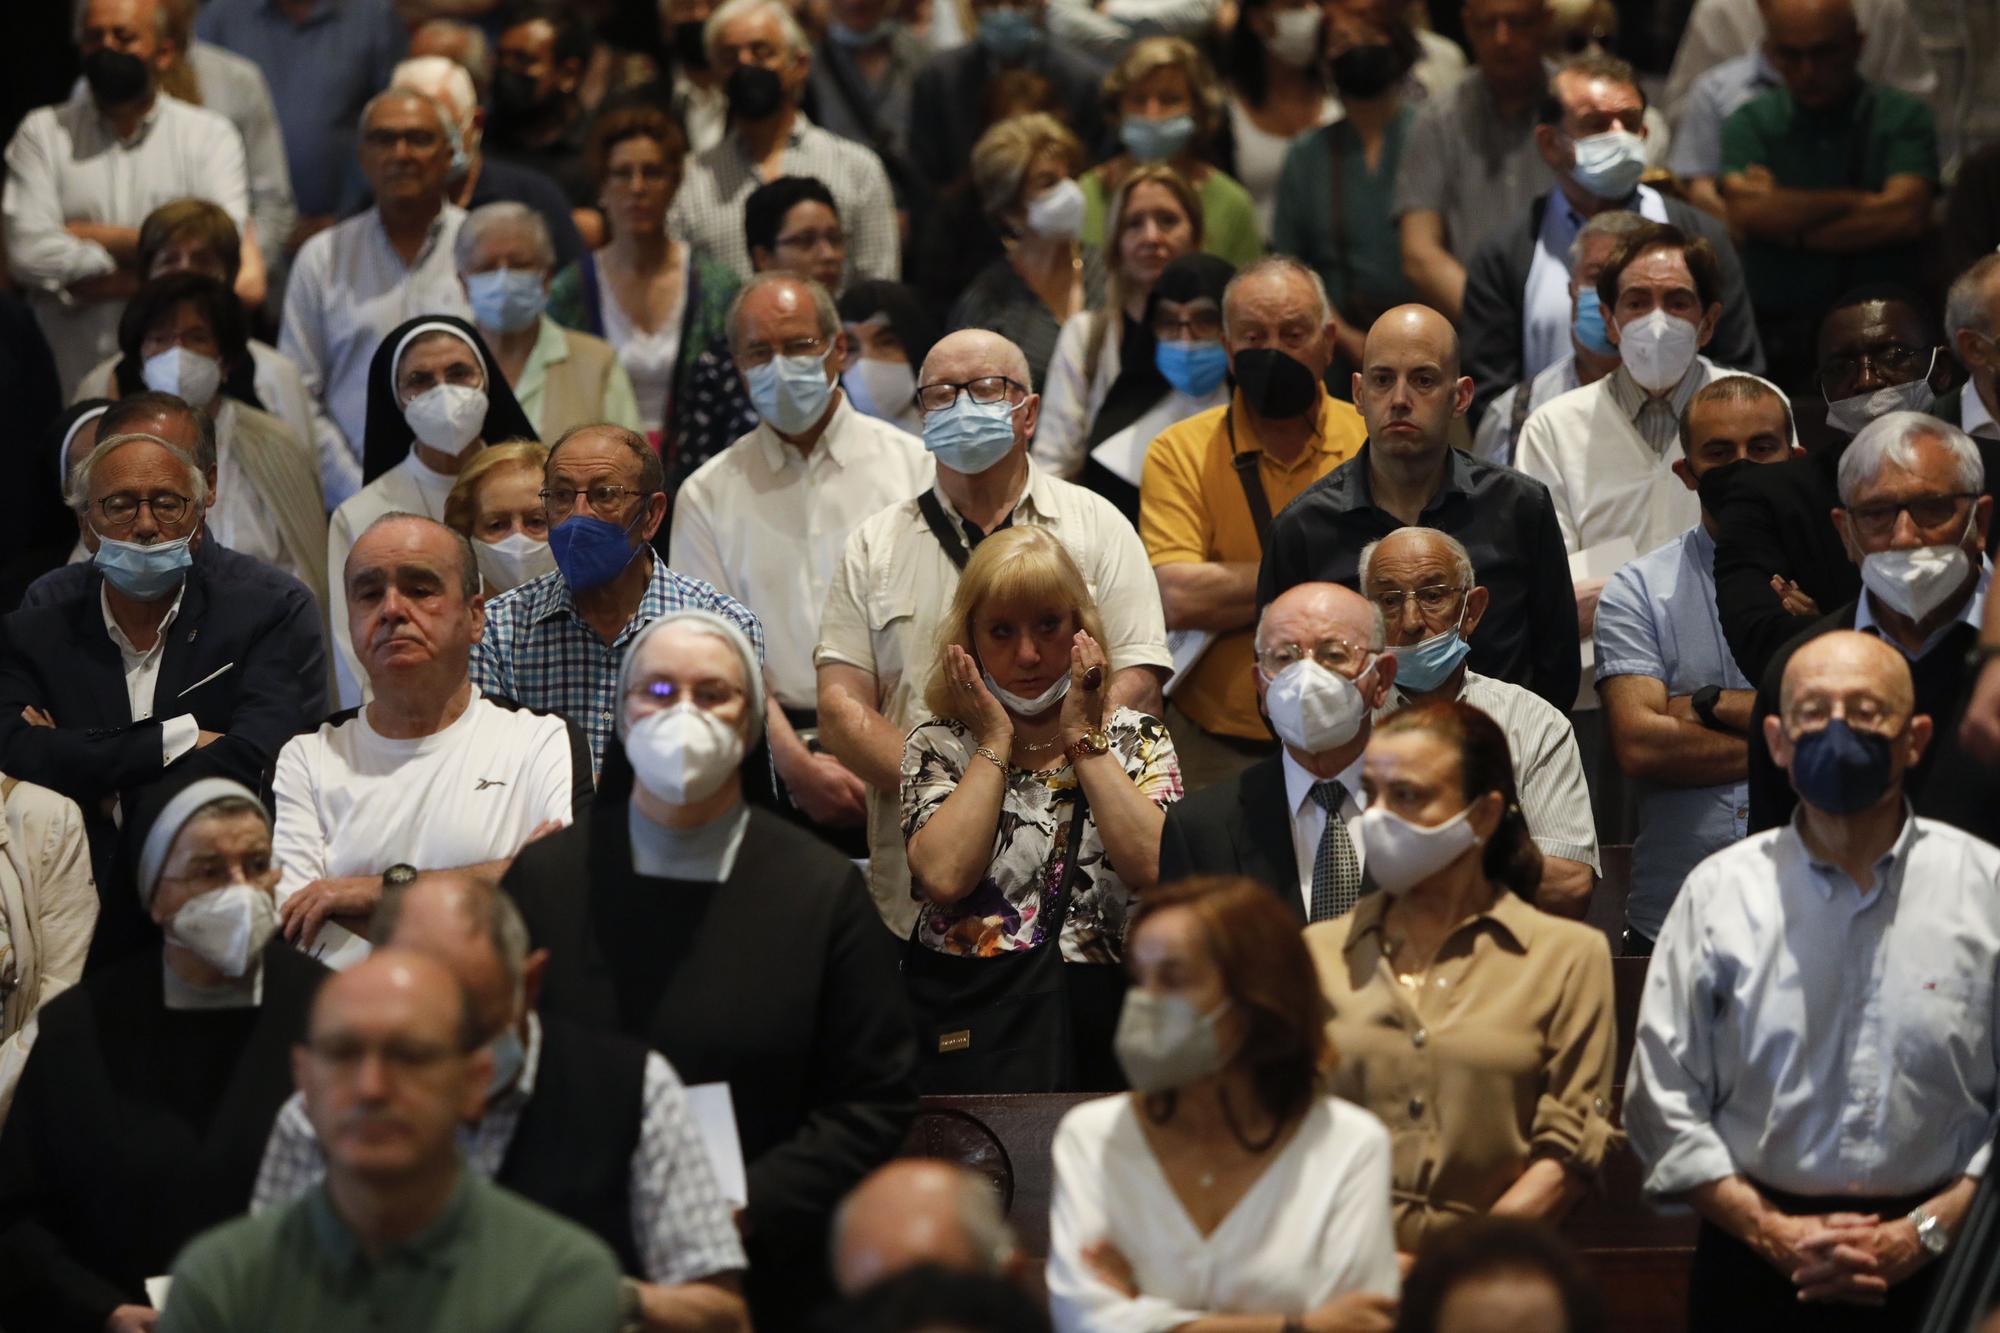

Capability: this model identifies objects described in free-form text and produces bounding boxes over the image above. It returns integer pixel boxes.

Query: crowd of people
[0,0,1999,1329]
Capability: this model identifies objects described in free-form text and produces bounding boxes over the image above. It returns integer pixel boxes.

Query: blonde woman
[951,113,1106,392]
[1033,165,1204,483]
[443,441,555,595]
[1081,38,1264,268]
[902,527,1182,1094]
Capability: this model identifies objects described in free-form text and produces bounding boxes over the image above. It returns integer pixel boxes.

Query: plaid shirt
[250,1015,747,1287]
[471,556,765,772]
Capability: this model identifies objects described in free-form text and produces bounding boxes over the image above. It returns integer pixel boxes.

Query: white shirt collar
[1962,383,2000,440]
[99,577,187,659]
[752,392,856,475]
[1282,746,1367,816]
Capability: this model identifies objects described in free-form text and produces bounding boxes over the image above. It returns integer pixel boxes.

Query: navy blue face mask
[549,508,647,593]
[1787,717,1897,815]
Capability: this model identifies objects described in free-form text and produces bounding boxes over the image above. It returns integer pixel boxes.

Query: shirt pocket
[867,570,921,689]
[1894,974,1988,1082]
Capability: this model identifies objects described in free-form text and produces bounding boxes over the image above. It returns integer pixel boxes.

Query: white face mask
[1859,538,1974,623]
[1025,178,1086,241]
[1266,6,1323,67]
[982,669,1071,718]
[1824,369,1938,436]
[143,346,224,409]
[474,530,556,593]
[842,358,919,429]
[1616,309,1701,393]
[1356,802,1480,896]
[166,882,277,977]
[626,703,745,805]
[403,383,489,455]
[1263,658,1374,754]
[1113,990,1232,1094]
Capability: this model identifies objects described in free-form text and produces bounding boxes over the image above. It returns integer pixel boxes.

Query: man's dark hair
[1595,221,1723,313]
[812,1266,1050,1333]
[1397,1218,1606,1333]
[501,0,593,66]
[1537,51,1645,125]
[115,272,253,397]
[745,175,839,259]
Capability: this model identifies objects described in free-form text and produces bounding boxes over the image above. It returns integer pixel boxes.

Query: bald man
[1141,257,1368,792]
[1718,0,1939,387]
[1258,305,1580,712]
[817,328,1172,934]
[161,950,625,1332]
[1627,630,2000,1331]
[1159,581,1396,919]
[831,1160,1023,1297]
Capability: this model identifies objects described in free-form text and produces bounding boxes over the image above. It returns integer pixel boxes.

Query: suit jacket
[1158,753,1303,919]
[1462,192,1765,425]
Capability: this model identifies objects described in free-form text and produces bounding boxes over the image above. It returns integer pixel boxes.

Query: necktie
[1308,781,1362,922]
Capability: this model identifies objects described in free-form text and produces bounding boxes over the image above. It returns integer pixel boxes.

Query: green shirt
[1720,79,1939,315]
[159,1166,623,1333]
[1270,107,1418,324]
[1079,164,1266,269]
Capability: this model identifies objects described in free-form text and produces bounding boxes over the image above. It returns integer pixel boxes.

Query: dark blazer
[0,944,324,1332]
[906,43,1105,189]
[1158,753,1303,917]
[1462,191,1766,425]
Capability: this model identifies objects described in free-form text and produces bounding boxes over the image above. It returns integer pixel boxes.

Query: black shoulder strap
[1225,410,1275,548]
[917,489,973,570]
[1047,781,1091,930]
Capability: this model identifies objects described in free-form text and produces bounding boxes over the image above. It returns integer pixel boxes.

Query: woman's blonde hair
[1101,36,1227,141]
[1088,164,1204,386]
[443,440,550,536]
[924,527,1111,727]
[970,113,1088,233]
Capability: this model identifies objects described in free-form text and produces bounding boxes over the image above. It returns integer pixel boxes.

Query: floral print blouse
[900,707,1183,963]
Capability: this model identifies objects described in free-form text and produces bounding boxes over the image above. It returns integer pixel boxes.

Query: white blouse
[1048,1093,1399,1332]
[599,249,689,433]
[1228,94,1341,238]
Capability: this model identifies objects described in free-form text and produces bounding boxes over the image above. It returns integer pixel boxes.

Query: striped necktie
[1308,780,1362,922]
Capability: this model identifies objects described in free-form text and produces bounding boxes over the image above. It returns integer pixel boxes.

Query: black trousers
[1688,1182,1943,1333]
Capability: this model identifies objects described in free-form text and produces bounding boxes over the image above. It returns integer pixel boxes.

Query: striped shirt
[470,555,765,773]
[668,114,899,282]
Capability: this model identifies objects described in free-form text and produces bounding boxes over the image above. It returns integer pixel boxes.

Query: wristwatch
[1908,1206,1949,1258]
[1692,684,1724,730]
[1065,728,1111,763]
[381,863,419,890]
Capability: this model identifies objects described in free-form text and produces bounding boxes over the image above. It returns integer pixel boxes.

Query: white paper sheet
[1568,537,1639,710]
[684,1082,748,1208]
[1162,627,1214,697]
[146,1276,171,1311]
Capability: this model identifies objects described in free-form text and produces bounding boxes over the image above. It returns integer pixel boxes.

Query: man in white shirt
[279,87,472,501]
[1157,581,1395,922]
[1359,526,1601,916]
[2,0,251,397]
[672,273,930,848]
[817,328,1172,933]
[1627,629,1999,1331]
[1945,253,2000,443]
[274,514,590,969]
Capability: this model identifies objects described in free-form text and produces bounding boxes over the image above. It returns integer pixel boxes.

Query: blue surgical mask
[922,394,1019,475]
[744,350,836,435]
[1573,287,1616,357]
[1155,338,1229,398]
[1388,602,1472,693]
[466,268,549,334]
[828,17,894,45]
[1787,717,1897,815]
[95,533,194,601]
[549,508,647,593]
[976,6,1040,61]
[1120,113,1195,163]
[487,1024,526,1099]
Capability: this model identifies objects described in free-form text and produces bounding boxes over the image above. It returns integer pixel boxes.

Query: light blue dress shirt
[1626,808,2000,1201]
[1668,52,1780,180]
[1594,525,1752,939]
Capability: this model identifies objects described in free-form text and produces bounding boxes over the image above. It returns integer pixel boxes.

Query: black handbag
[903,783,1110,1094]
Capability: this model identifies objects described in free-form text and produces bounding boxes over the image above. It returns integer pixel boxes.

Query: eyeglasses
[734,334,830,370]
[305,1035,458,1075]
[362,127,441,151]
[1819,343,1931,387]
[1152,311,1223,340]
[1843,492,1974,540]
[93,493,193,527]
[627,678,745,710]
[1255,637,1372,677]
[775,228,844,252]
[1786,697,1894,732]
[1370,584,1466,617]
[159,856,274,884]
[915,376,1025,414]
[540,484,648,518]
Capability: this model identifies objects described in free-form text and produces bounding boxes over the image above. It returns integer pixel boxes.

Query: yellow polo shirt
[1139,387,1366,739]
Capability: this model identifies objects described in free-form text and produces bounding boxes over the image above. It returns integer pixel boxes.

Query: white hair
[1567,208,1651,272]
[1356,528,1477,594]
[1222,256,1332,341]
[1946,253,2000,343]
[456,201,556,273]
[392,55,478,136]
[411,20,493,93]
[704,0,810,63]
[1836,410,1985,506]
[65,432,210,515]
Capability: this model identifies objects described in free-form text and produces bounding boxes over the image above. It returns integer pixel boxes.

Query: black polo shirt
[1255,441,1582,710]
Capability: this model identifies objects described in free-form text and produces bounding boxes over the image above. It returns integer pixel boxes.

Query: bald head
[920,328,1032,391]
[1257,582,1385,658]
[1779,631,1913,720]
[832,1160,1016,1297]
[372,870,529,1044]
[1354,304,1473,458]
[1365,305,1461,379]
[1359,528,1488,655]
[1769,631,1932,817]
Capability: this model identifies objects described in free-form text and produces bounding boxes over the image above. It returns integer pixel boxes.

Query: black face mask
[1328,43,1405,99]
[82,48,150,106]
[671,20,710,69]
[725,64,787,120]
[489,68,546,122]
[1233,348,1321,419]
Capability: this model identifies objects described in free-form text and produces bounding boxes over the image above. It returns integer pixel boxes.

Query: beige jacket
[0,775,97,1127]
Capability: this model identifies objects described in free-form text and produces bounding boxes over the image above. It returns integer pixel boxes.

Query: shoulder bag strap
[916,490,974,570]
[1048,780,1091,932]
[1226,409,1276,548]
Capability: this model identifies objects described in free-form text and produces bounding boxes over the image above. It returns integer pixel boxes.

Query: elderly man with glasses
[472,423,764,776]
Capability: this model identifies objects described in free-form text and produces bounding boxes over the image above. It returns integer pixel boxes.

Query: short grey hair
[370,872,532,1014]
[65,432,210,515]
[704,0,809,63]
[358,85,454,147]
[457,201,556,274]
[353,511,482,599]
[1568,209,1652,272]
[1836,410,1985,506]
[726,272,840,356]
[828,1167,1020,1277]
[412,19,493,93]
[1222,256,1332,340]
[1356,528,1478,595]
[1945,253,2000,343]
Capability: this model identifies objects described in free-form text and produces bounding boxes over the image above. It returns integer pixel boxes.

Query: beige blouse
[1303,889,1619,1252]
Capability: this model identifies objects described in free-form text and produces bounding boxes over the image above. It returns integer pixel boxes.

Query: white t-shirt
[272,686,589,969]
